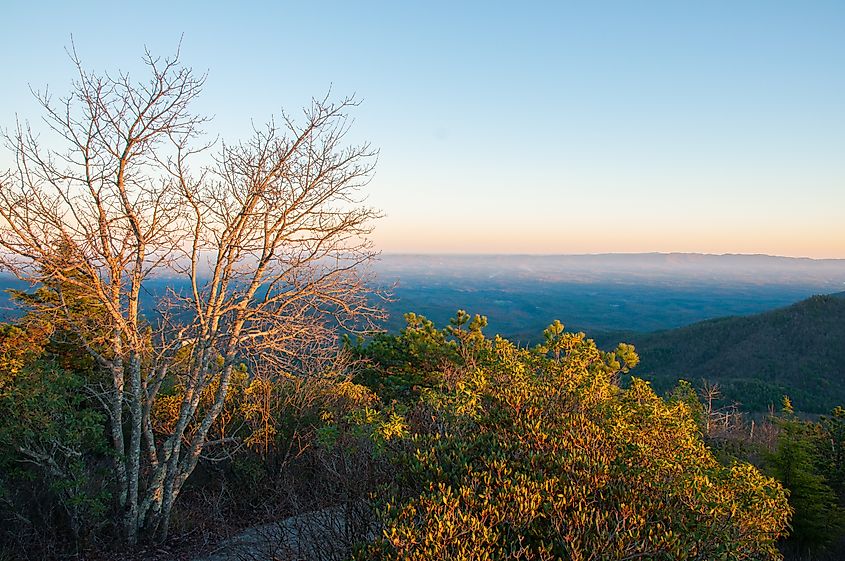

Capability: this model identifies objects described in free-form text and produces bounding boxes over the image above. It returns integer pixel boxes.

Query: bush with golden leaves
[362,322,790,561]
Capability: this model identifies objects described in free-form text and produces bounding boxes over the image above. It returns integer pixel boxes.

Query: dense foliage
[631,294,845,413]
[6,303,845,560]
[0,316,111,555]
[353,314,790,560]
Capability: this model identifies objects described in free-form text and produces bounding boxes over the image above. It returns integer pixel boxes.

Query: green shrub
[361,321,791,561]
[0,324,110,556]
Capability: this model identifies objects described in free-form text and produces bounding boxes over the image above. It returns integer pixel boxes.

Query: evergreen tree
[768,397,843,548]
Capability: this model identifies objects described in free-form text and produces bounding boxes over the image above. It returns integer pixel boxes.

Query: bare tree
[698,380,744,441]
[0,46,381,544]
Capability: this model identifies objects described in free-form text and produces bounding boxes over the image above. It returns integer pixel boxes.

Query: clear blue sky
[2,1,843,257]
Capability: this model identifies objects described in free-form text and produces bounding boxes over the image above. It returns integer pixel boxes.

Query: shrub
[361,322,791,561]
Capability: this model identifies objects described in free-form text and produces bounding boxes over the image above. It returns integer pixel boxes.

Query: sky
[1,1,843,258]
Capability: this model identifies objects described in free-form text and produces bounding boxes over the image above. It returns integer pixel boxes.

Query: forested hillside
[631,293,845,412]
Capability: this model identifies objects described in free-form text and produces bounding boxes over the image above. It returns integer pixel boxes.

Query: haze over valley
[376,252,845,338]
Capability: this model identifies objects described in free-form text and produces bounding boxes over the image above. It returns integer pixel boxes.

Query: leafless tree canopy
[0,46,382,543]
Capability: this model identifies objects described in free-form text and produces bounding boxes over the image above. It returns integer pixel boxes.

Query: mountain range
[2,253,843,413]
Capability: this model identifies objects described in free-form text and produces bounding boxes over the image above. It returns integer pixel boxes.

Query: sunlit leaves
[360,318,791,561]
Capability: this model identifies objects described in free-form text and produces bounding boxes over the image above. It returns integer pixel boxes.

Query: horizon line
[376,251,845,261]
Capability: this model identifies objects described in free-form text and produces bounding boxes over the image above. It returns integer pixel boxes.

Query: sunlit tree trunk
[0,44,382,545]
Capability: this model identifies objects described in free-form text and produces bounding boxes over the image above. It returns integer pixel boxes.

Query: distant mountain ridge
[375,252,845,337]
[628,291,845,413]
[376,252,845,290]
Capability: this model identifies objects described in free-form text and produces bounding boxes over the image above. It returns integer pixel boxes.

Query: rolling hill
[628,292,845,413]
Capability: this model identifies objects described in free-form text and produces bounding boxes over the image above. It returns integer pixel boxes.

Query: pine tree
[768,396,843,548]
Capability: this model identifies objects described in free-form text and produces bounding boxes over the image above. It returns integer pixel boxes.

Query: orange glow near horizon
[371,221,845,260]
